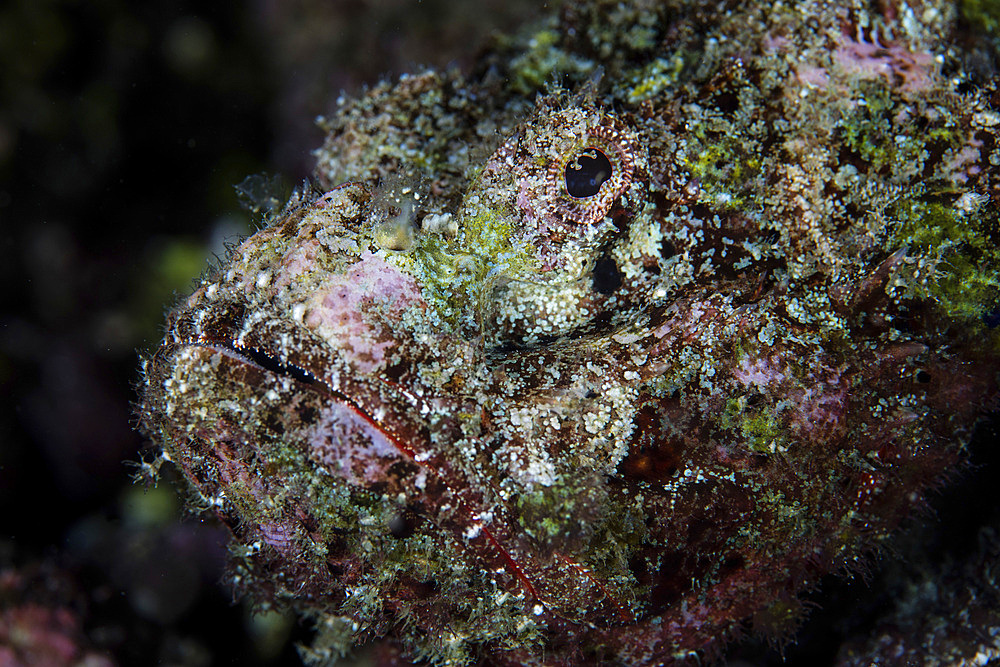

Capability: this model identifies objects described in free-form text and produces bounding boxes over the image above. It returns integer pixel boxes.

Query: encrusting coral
[139,1,1000,664]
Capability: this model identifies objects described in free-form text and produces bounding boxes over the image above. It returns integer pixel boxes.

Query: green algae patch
[839,84,896,172]
[506,27,595,96]
[961,0,1000,36]
[683,123,763,209]
[838,83,931,176]
[408,203,539,330]
[515,479,602,547]
[891,196,1000,324]
[514,476,645,594]
[624,54,686,103]
[722,396,790,454]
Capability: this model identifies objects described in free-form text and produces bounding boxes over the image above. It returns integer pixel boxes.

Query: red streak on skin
[480,524,540,601]
[554,553,634,624]
[331,377,546,604]
[186,335,633,623]
[187,338,547,610]
[316,380,545,606]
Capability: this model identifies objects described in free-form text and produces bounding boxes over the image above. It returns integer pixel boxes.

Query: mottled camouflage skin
[140,0,1000,664]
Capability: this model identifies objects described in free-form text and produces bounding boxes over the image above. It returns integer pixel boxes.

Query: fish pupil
[565,148,613,198]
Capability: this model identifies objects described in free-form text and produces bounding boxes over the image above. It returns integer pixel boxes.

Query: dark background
[0,1,540,664]
[1,1,997,665]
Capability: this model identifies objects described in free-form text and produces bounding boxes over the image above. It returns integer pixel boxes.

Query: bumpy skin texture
[140,0,1000,664]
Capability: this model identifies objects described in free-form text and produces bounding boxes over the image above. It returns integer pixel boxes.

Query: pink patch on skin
[259,521,297,553]
[516,178,541,226]
[278,238,322,287]
[763,35,790,52]
[788,382,848,438]
[796,66,831,89]
[305,252,424,373]
[735,354,849,440]
[946,142,983,184]
[307,400,404,485]
[793,35,937,95]
[733,356,787,390]
[207,431,272,504]
[515,176,564,272]
[832,37,937,92]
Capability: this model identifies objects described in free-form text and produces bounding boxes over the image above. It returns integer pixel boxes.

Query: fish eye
[565,148,613,198]
[540,113,639,227]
